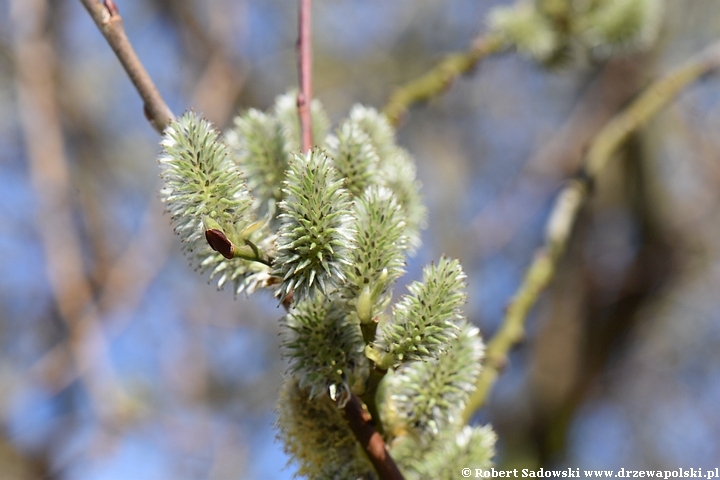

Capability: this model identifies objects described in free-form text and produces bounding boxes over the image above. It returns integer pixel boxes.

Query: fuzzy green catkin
[343,105,426,250]
[579,0,663,57]
[348,104,397,162]
[274,150,355,302]
[273,91,331,152]
[281,295,369,401]
[423,426,497,479]
[325,120,381,197]
[276,377,377,480]
[391,425,496,480]
[488,0,664,63]
[369,257,467,369]
[225,108,289,211]
[345,186,408,322]
[381,322,484,440]
[488,2,559,61]
[159,112,271,294]
[379,147,427,251]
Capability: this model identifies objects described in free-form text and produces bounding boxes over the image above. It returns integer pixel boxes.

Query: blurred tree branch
[160,0,250,126]
[0,435,52,480]
[383,33,505,127]
[462,38,720,422]
[470,58,645,256]
[11,0,127,424]
[31,196,173,393]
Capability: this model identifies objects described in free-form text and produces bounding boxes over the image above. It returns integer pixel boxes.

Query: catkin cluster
[158,93,495,478]
[489,0,664,63]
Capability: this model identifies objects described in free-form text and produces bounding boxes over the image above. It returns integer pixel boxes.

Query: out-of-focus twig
[79,0,174,133]
[297,0,313,152]
[462,38,720,422]
[191,53,248,127]
[470,58,645,255]
[158,0,249,127]
[382,33,505,127]
[11,0,124,423]
[32,195,173,392]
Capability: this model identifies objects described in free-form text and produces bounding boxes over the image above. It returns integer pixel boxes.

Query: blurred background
[2,0,720,478]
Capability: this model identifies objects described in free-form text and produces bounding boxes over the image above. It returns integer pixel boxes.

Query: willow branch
[79,0,174,133]
[297,0,313,152]
[359,365,387,437]
[279,307,402,478]
[382,33,505,127]
[342,394,404,480]
[294,6,403,472]
[462,39,720,422]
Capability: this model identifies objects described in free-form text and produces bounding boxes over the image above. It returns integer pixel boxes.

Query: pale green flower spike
[381,322,484,440]
[159,112,271,294]
[343,105,427,251]
[488,0,664,63]
[369,257,467,369]
[489,2,559,61]
[345,186,408,323]
[159,94,496,476]
[379,147,427,252]
[579,0,664,58]
[276,378,377,480]
[274,150,355,301]
[273,91,331,152]
[281,296,368,400]
[325,120,380,197]
[225,108,289,213]
[348,104,397,161]
[391,425,496,480]
[425,425,496,479]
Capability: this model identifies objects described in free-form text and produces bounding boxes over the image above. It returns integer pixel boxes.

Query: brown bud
[205,229,234,259]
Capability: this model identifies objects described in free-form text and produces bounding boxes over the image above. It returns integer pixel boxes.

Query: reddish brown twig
[79,0,174,133]
[293,3,402,476]
[296,0,313,152]
[343,394,404,480]
[279,305,403,478]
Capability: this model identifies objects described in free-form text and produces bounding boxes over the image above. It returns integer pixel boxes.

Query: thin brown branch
[280,308,401,479]
[79,0,174,133]
[342,394,404,480]
[297,0,313,152]
[462,38,720,422]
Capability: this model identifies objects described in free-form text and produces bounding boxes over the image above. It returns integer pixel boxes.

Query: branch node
[103,0,118,17]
